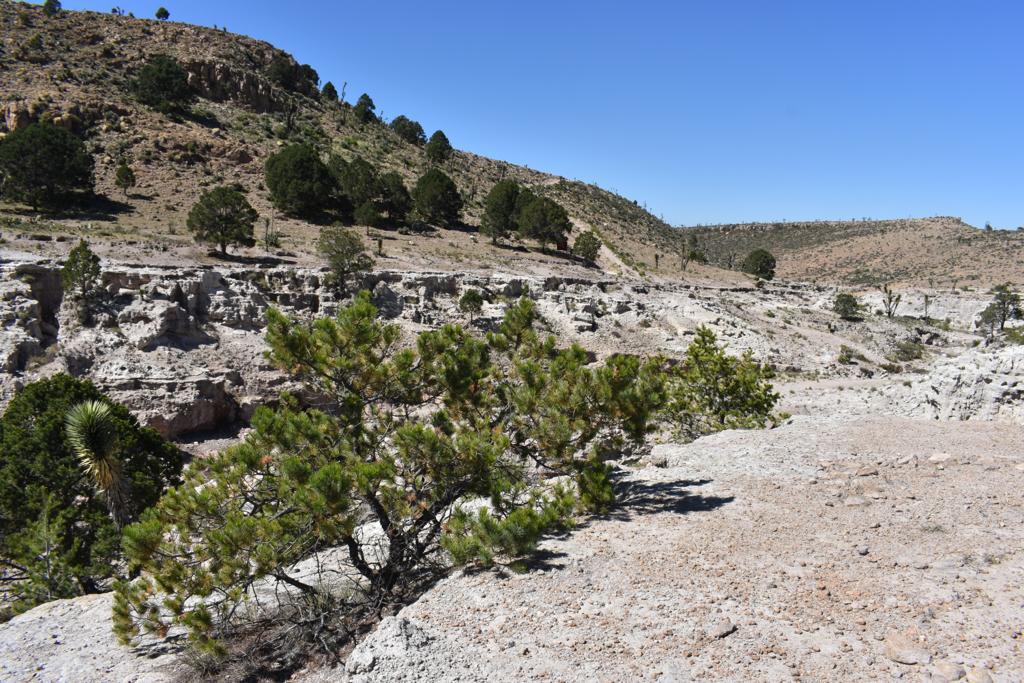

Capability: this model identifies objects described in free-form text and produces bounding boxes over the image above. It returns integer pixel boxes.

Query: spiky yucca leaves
[65,400,132,530]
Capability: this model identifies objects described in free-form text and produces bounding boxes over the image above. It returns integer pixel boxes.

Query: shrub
[321,81,338,102]
[114,163,136,199]
[425,130,453,164]
[833,292,861,321]
[517,195,572,250]
[112,296,668,657]
[413,168,462,227]
[155,6,169,20]
[0,122,94,210]
[572,230,602,264]
[317,226,373,294]
[132,54,193,113]
[666,326,779,440]
[0,375,181,613]
[62,239,101,323]
[390,115,426,145]
[265,144,335,218]
[741,249,776,280]
[186,185,258,255]
[480,180,520,244]
[353,93,376,124]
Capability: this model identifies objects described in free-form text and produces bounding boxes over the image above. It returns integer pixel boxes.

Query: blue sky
[63,1,1023,228]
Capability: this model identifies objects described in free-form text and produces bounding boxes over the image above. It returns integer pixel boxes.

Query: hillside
[0,3,693,278]
[684,216,1024,288]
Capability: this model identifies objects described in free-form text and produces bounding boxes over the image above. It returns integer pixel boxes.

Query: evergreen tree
[42,0,61,17]
[337,156,381,208]
[459,289,484,324]
[741,249,776,280]
[833,292,862,321]
[0,122,94,210]
[114,163,136,199]
[425,130,453,164]
[413,168,462,227]
[353,93,377,124]
[389,115,426,145]
[186,185,258,255]
[480,180,520,244]
[980,283,1021,332]
[131,54,192,113]
[379,171,412,224]
[517,195,572,250]
[0,375,181,612]
[154,6,169,20]
[265,144,336,218]
[317,226,373,294]
[321,81,338,102]
[62,239,101,324]
[572,230,602,264]
[354,201,383,228]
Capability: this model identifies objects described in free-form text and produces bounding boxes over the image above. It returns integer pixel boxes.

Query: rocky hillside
[0,3,686,275]
[684,217,1024,287]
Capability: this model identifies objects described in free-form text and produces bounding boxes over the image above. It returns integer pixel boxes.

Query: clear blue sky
[63,1,1024,228]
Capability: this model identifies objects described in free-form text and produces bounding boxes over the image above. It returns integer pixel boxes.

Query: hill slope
[684,217,1024,288]
[0,4,689,277]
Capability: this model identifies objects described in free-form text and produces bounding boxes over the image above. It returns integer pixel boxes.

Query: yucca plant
[65,400,131,529]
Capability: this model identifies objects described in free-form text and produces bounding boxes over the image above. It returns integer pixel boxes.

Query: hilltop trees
[42,0,61,17]
[132,54,193,113]
[321,81,338,102]
[425,130,453,164]
[353,93,377,124]
[390,115,426,145]
[0,375,181,612]
[186,186,258,255]
[0,122,94,210]
[413,168,462,226]
[265,145,335,218]
[741,249,776,280]
[317,226,373,294]
[155,7,169,20]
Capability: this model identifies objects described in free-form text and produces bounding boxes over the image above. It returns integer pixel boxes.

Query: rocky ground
[1,252,1022,682]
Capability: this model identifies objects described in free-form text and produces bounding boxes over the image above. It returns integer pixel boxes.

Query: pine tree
[741,249,776,280]
[0,122,94,210]
[353,93,377,124]
[131,54,192,113]
[425,130,453,164]
[379,172,412,224]
[480,180,520,244]
[572,231,602,264]
[186,186,258,255]
[321,81,338,102]
[155,7,169,20]
[413,168,462,227]
[62,239,101,323]
[389,115,426,145]
[317,226,373,294]
[517,195,572,250]
[265,145,336,218]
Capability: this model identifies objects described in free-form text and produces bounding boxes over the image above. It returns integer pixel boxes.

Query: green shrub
[572,230,602,264]
[114,163,136,199]
[317,226,373,294]
[0,375,181,613]
[0,122,94,210]
[132,54,192,113]
[833,292,861,321]
[265,145,335,218]
[741,249,776,280]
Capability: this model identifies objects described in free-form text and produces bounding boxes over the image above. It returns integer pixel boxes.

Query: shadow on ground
[609,476,733,519]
